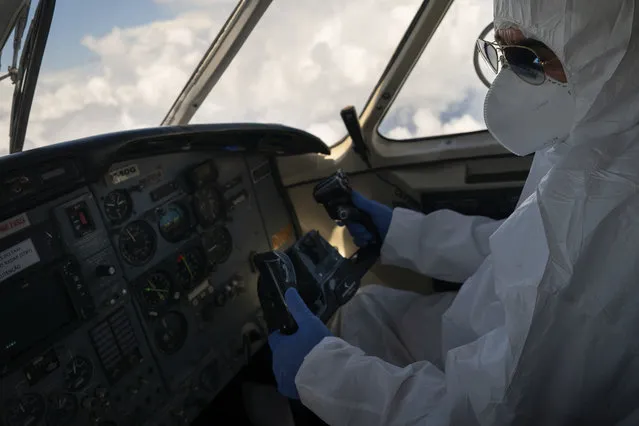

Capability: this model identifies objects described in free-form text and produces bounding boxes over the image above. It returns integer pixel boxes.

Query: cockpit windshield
[0,0,492,155]
[0,0,237,155]
[190,0,422,146]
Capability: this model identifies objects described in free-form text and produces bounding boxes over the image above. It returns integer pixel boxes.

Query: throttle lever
[254,251,299,335]
[313,169,381,250]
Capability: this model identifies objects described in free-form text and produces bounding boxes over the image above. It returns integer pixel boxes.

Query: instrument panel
[0,150,298,426]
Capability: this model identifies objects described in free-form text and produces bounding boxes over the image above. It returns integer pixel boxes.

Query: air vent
[89,308,142,384]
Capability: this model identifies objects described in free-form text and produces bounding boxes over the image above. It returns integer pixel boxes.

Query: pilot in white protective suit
[267,0,639,424]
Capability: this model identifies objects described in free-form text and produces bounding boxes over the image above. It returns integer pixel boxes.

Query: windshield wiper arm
[9,0,55,154]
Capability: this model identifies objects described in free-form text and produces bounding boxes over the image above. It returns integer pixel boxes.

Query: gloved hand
[268,288,332,399]
[343,191,393,247]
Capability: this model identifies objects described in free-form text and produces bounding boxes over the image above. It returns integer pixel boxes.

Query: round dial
[141,272,173,308]
[63,356,94,391]
[158,203,191,242]
[202,226,233,265]
[119,221,157,266]
[46,392,79,426]
[103,190,133,224]
[175,248,207,290]
[154,311,188,354]
[193,186,224,227]
[4,393,46,426]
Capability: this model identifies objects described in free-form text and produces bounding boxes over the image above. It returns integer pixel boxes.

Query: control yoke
[256,170,378,334]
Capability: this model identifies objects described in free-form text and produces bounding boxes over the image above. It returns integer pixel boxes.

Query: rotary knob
[95,265,116,277]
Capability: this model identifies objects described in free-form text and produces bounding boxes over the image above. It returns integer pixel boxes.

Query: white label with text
[109,164,140,185]
[0,239,40,283]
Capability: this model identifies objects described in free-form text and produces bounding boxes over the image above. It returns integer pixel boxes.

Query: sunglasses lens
[476,39,499,74]
[503,46,545,85]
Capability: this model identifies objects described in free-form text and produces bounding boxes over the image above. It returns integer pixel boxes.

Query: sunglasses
[476,39,554,86]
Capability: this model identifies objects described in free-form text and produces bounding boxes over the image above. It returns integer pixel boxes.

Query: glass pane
[191,0,423,147]
[0,0,237,156]
[379,0,493,140]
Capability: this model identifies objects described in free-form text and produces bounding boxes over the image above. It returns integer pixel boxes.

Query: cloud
[380,0,494,139]
[0,0,493,156]
[190,0,430,143]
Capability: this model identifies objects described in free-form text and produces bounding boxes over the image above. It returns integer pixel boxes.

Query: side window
[379,0,494,140]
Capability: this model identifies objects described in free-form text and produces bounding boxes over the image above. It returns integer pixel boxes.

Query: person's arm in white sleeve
[382,208,503,283]
[296,326,510,426]
[296,337,449,425]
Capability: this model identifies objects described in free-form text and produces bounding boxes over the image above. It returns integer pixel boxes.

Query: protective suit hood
[494,0,638,143]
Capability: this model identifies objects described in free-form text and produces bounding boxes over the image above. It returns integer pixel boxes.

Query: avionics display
[0,269,77,366]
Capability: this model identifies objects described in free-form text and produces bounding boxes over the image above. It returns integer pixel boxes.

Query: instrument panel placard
[108,164,140,185]
[0,238,40,283]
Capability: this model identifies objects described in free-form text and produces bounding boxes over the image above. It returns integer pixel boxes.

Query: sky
[0,0,493,157]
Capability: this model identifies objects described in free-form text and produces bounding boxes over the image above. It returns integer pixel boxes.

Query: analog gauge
[103,189,133,224]
[175,248,207,290]
[154,311,188,354]
[202,226,233,265]
[46,393,79,426]
[158,203,191,242]
[63,356,94,391]
[141,272,173,309]
[193,186,224,227]
[119,221,157,266]
[4,393,46,426]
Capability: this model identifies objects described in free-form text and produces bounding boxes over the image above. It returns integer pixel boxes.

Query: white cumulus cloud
[380,0,493,139]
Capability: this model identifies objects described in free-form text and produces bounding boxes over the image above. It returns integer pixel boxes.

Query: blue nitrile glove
[268,288,332,399]
[343,191,393,247]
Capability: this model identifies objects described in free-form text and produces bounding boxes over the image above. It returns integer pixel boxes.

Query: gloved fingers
[351,190,371,212]
[284,288,313,322]
[345,221,368,236]
[345,221,372,245]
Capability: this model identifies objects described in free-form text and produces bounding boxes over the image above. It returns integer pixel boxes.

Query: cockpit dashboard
[0,124,327,426]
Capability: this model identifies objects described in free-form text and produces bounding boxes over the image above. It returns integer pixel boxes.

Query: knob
[231,277,245,294]
[95,265,116,277]
[214,291,227,307]
[224,286,234,299]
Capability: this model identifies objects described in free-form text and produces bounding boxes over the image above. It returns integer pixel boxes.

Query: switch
[95,265,116,277]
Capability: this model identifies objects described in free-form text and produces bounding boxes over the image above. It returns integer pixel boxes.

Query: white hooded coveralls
[294,0,639,424]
